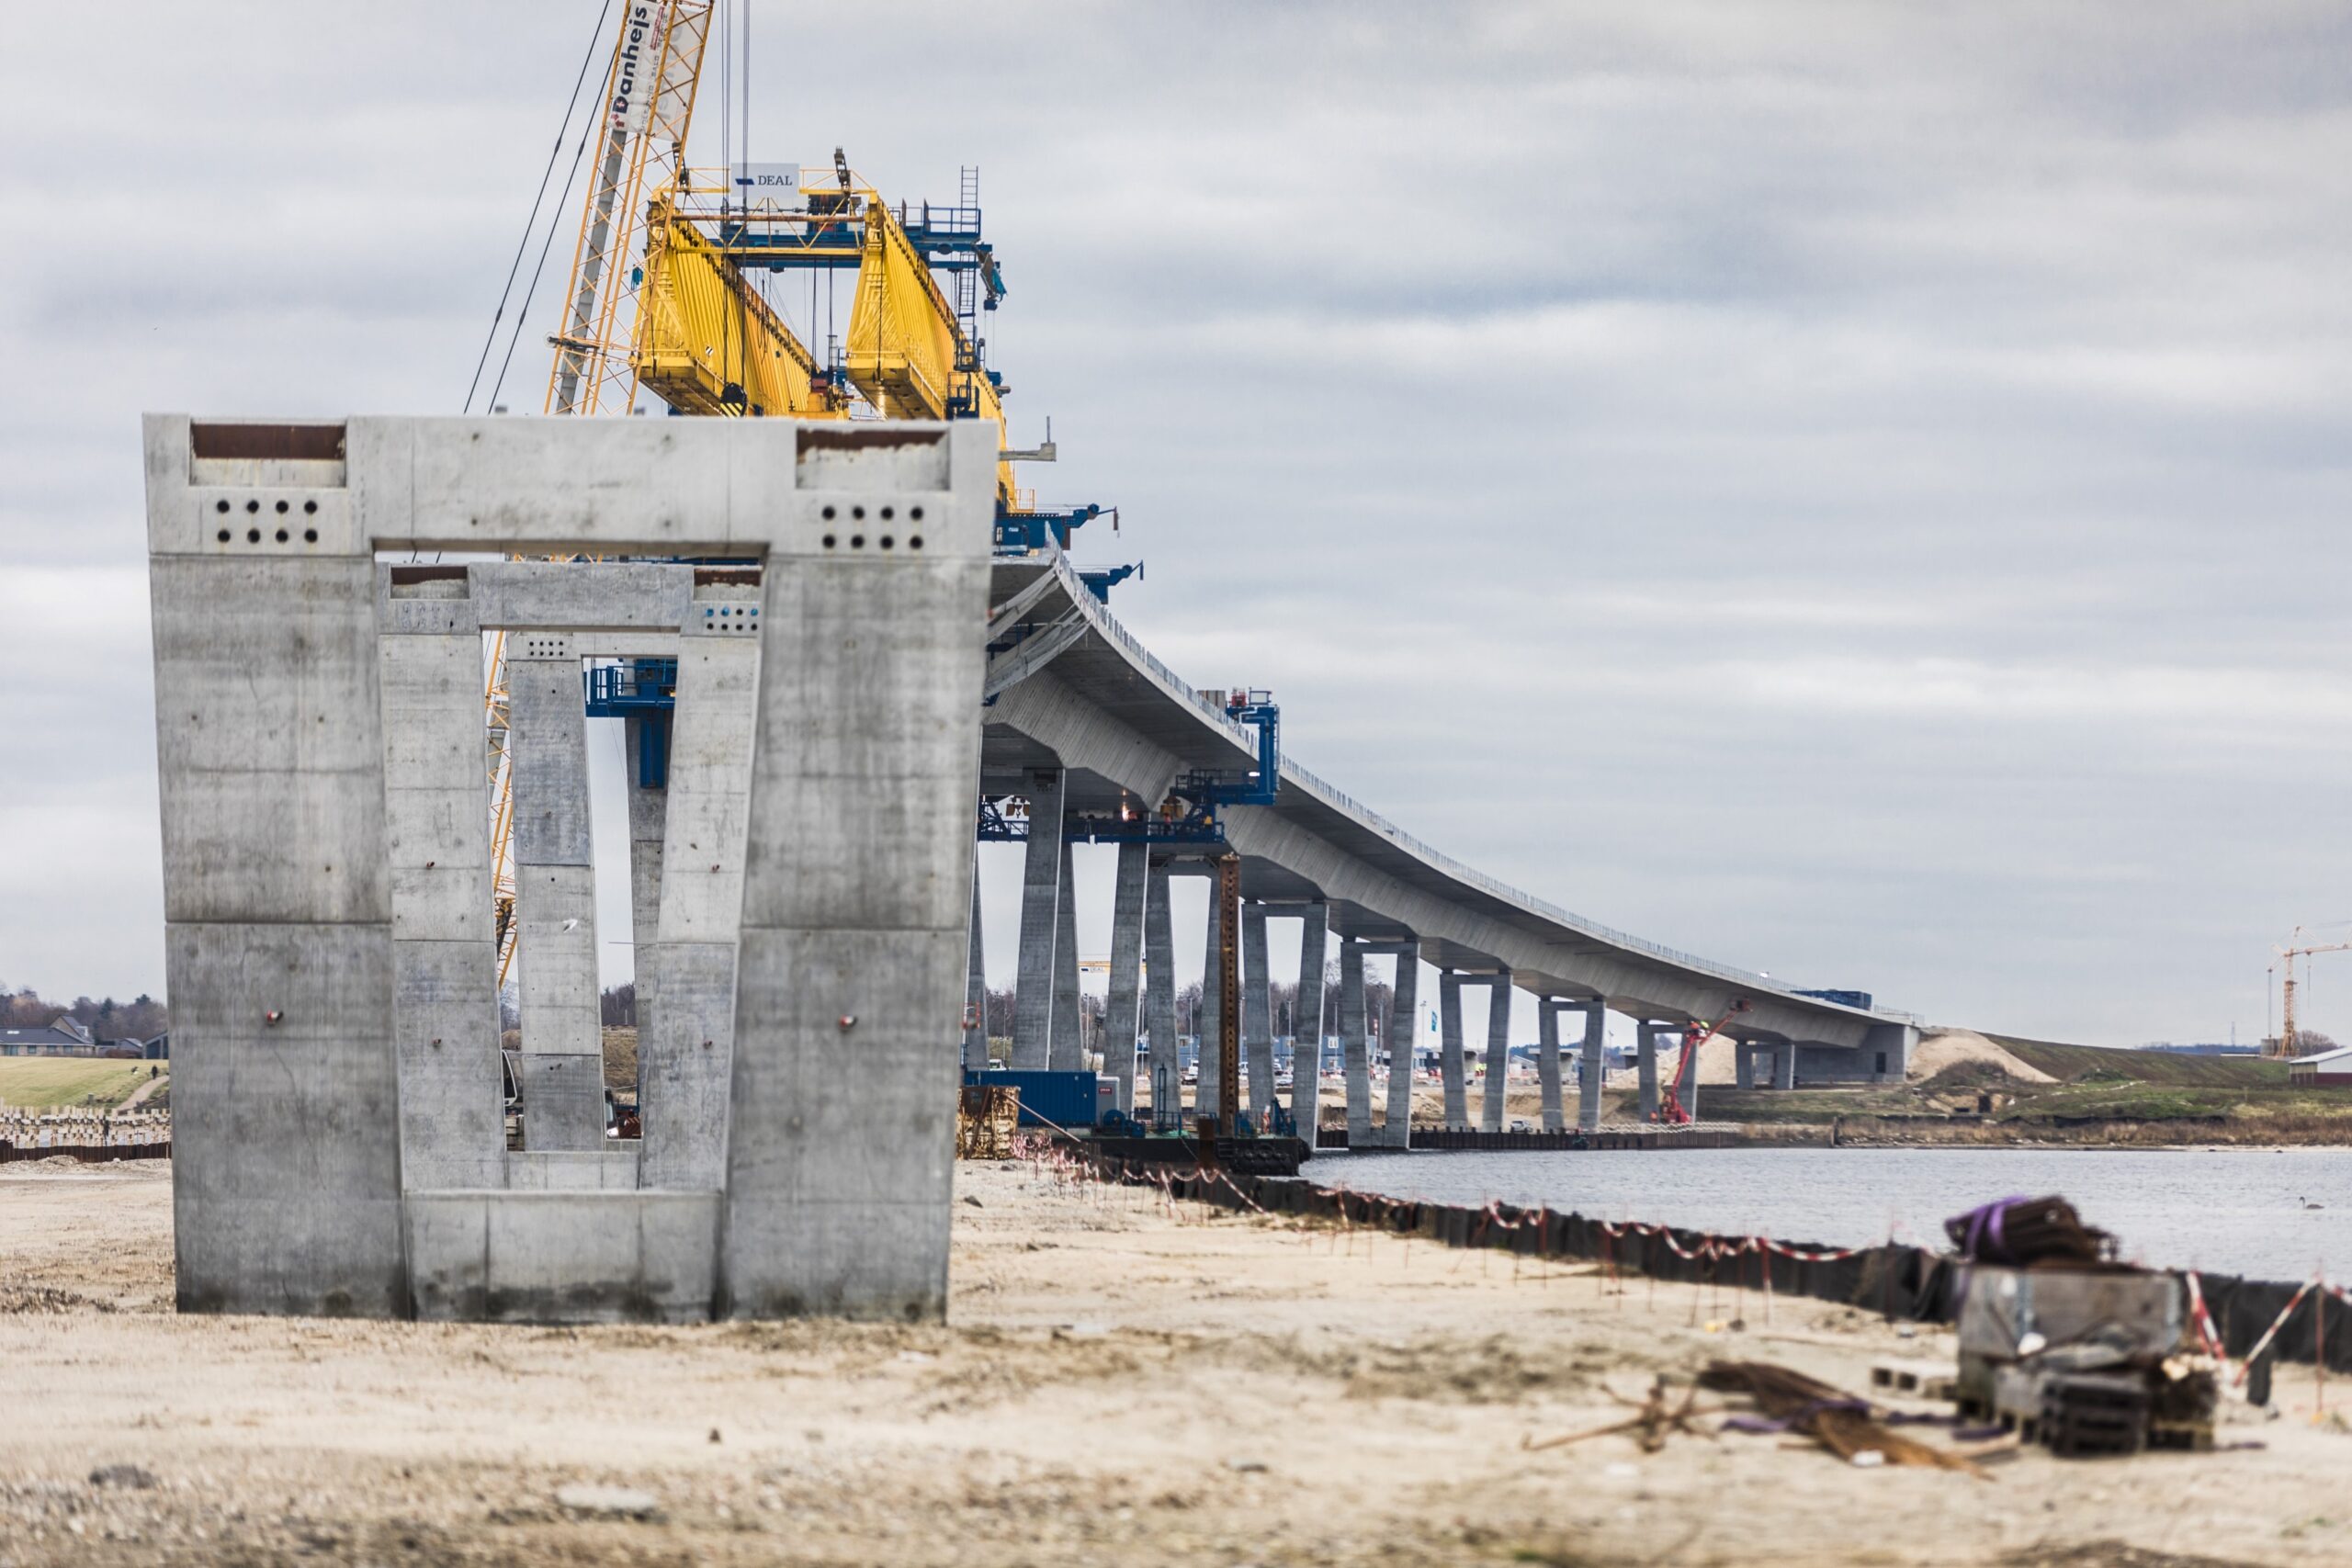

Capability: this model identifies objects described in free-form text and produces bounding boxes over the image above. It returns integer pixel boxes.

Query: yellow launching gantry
[631,148,1102,548]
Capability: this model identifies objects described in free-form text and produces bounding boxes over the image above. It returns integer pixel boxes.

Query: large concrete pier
[147,414,998,1322]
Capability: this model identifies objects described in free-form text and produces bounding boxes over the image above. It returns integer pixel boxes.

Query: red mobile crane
[1655,999,1752,1125]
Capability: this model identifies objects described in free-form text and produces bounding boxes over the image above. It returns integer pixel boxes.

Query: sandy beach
[0,1156,2339,1566]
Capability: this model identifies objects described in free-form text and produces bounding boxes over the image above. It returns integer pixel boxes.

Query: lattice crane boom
[547,1,716,416]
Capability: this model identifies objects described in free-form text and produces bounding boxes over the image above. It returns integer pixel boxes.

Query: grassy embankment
[1701,1032,2352,1144]
[0,1058,165,1111]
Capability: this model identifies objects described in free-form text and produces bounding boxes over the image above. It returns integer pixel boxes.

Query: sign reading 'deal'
[607,3,670,136]
[731,163,805,215]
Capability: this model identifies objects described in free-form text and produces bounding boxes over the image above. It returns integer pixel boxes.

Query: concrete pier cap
[144,413,999,1323]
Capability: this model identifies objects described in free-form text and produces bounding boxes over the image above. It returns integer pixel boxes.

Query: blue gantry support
[994,502,1102,556]
[1077,562,1141,601]
[582,658,680,789]
[1065,691,1281,849]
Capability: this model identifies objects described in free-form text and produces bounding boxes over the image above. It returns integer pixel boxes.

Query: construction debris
[1699,1360,1987,1476]
[1522,1376,1719,1455]
[956,1086,1020,1159]
[1945,1194,2112,1268]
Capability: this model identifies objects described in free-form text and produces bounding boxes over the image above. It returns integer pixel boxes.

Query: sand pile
[1908,1028,2055,1084]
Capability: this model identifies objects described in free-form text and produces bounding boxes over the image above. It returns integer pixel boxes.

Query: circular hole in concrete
[879,536,894,549]
[303,528,318,544]
[822,504,836,520]
[910,506,924,521]
[216,528,232,543]
[246,527,261,543]
[215,500,230,514]
[881,505,895,521]
[850,534,865,548]
[275,500,289,514]
[910,536,924,550]
[245,499,260,513]
[303,500,318,515]
[275,528,289,543]
[821,534,836,548]
[852,505,865,520]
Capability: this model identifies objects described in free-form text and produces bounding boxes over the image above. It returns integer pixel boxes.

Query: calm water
[1319,1147,2352,1281]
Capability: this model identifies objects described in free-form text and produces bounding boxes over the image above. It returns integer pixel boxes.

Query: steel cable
[466,0,615,413]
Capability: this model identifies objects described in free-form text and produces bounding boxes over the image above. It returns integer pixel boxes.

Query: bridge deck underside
[980,560,1905,1055]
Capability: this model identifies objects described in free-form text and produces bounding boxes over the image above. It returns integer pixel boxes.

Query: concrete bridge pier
[1683,1024,1702,1123]
[379,570,504,1191]
[1340,942,1370,1143]
[1011,770,1065,1071]
[1637,1021,1664,1122]
[1536,999,1565,1132]
[1243,903,1274,1128]
[1439,972,1466,1129]
[1291,905,1328,1141]
[1381,943,1419,1148]
[1050,840,1083,1070]
[507,644,607,1151]
[1577,1000,1606,1132]
[637,588,760,1190]
[963,873,987,1072]
[624,713,667,1092]
[1144,860,1179,1115]
[1774,1041,1797,1090]
[1481,971,1513,1132]
[1732,1041,1755,1090]
[1103,841,1148,1110]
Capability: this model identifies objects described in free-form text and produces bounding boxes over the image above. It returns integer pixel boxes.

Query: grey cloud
[3,2,2347,1044]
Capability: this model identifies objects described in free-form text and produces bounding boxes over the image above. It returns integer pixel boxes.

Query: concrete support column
[1774,1041,1797,1090]
[1243,903,1274,1126]
[1291,905,1328,1141]
[1383,945,1419,1148]
[1049,839,1082,1071]
[153,539,404,1315]
[508,646,606,1151]
[1577,1002,1606,1132]
[1103,841,1148,1111]
[1481,972,1513,1133]
[639,593,759,1190]
[1010,770,1064,1071]
[1144,861,1178,1117]
[1536,999,1565,1133]
[963,872,987,1071]
[1197,879,1225,1122]
[1340,943,1371,1143]
[1440,972,1466,1130]
[623,712,667,1097]
[1637,1021,1662,1122]
[717,481,995,1322]
[1681,1025,1702,1122]
[379,572,503,1191]
[1733,1041,1754,1091]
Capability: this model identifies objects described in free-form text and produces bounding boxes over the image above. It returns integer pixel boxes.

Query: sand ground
[0,1156,2339,1567]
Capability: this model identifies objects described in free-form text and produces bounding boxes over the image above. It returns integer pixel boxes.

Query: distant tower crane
[2272,927,2352,1059]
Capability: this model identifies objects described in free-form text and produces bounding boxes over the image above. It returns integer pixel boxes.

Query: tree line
[0,985,169,1043]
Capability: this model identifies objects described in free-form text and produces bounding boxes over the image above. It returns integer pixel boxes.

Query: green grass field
[0,1058,164,1111]
[1984,1035,2288,1088]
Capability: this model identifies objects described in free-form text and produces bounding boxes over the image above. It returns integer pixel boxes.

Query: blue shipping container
[964,1069,1103,1129]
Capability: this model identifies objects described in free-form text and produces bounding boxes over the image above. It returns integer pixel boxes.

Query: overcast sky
[5,2,2350,1044]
